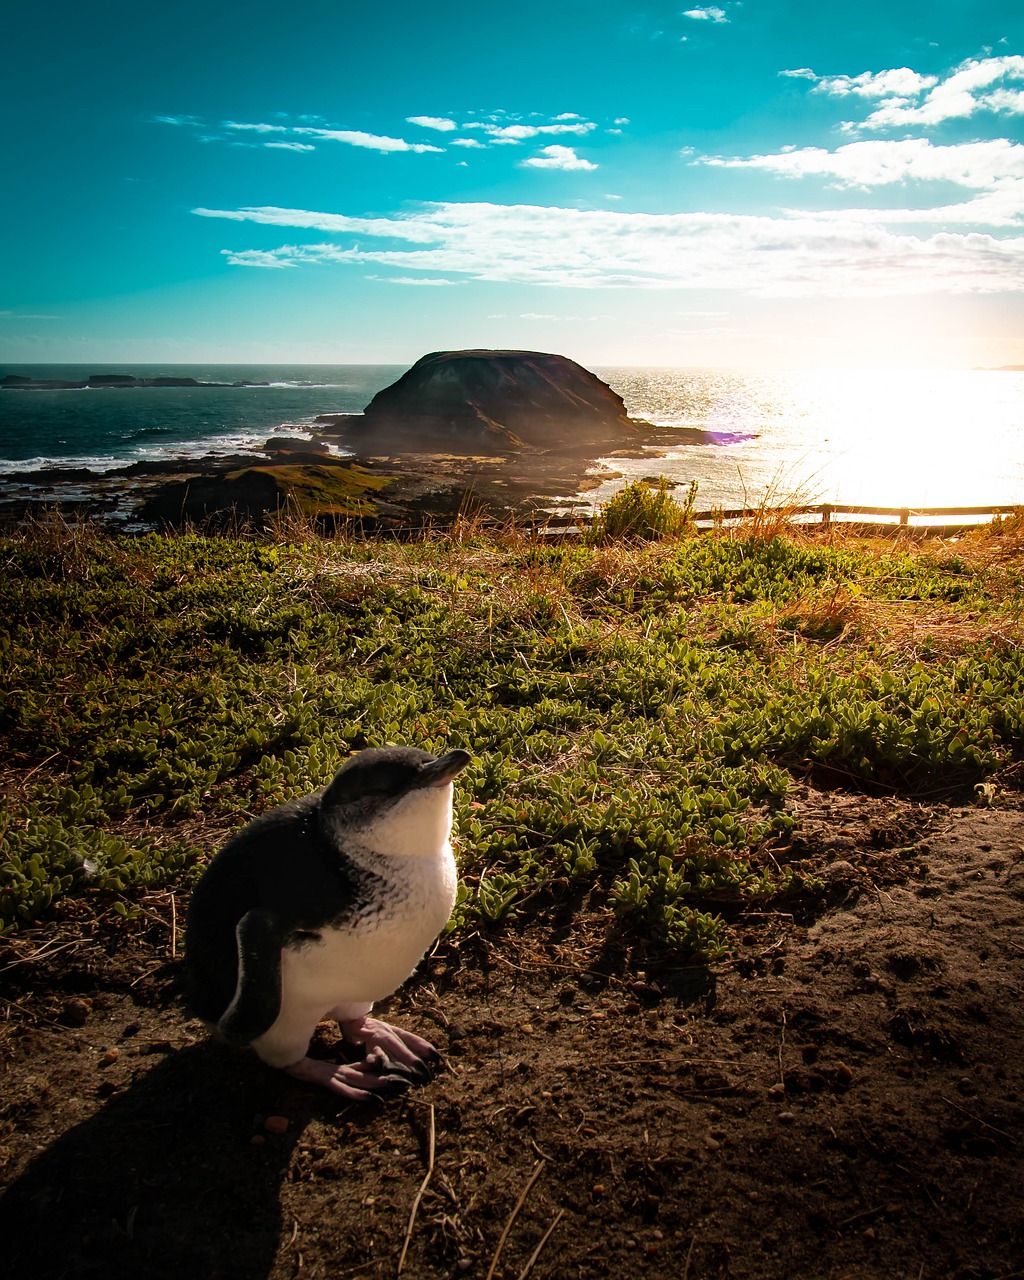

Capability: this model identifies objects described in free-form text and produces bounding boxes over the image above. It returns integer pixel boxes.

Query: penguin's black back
[183,792,381,1025]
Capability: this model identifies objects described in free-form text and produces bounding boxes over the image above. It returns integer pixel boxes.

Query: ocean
[2,362,1023,513]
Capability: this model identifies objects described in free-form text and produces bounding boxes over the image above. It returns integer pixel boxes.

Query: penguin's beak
[416,749,473,788]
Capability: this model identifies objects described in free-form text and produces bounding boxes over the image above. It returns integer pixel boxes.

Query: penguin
[184,745,472,1099]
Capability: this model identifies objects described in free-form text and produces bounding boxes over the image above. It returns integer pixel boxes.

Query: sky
[3,0,1024,369]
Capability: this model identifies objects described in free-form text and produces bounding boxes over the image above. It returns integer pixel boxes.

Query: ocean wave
[0,423,352,477]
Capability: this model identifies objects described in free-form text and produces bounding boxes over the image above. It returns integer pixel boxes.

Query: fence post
[899,508,909,526]
[821,504,832,526]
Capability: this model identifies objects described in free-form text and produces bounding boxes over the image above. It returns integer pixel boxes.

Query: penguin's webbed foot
[284,1053,413,1102]
[340,1015,440,1086]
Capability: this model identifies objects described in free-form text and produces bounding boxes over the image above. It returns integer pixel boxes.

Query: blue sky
[3,0,1024,368]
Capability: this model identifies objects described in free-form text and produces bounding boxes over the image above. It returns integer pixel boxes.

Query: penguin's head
[320,746,472,859]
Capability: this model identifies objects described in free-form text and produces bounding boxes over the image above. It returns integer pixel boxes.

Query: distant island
[1,374,269,390]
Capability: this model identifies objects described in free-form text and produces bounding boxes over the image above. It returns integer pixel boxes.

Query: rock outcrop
[317,350,645,453]
[138,464,391,528]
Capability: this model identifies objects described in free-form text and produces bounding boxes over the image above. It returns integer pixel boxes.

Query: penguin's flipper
[217,909,283,1046]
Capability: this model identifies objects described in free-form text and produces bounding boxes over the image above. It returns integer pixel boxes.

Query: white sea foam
[0,422,353,477]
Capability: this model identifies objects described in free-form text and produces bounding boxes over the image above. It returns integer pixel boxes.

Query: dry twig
[486,1160,546,1280]
[397,1104,436,1275]
[516,1208,565,1280]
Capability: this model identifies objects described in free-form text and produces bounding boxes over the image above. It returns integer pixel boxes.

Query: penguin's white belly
[282,848,455,1018]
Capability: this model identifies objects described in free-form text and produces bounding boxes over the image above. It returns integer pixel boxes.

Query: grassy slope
[3,505,1024,956]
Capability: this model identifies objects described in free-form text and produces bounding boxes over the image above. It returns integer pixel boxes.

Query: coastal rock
[138,463,392,528]
[326,350,645,454]
[1,374,270,391]
[262,436,343,466]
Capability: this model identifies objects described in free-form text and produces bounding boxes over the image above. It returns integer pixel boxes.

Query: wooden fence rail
[538,502,1022,531]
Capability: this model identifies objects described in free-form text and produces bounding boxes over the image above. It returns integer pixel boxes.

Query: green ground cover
[3,496,1023,956]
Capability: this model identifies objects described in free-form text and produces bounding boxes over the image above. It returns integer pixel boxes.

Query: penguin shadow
[0,1037,325,1280]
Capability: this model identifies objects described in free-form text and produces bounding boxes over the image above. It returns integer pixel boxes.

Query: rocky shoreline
[0,352,754,530]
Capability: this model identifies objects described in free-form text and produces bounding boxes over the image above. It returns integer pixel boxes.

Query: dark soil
[2,793,1023,1280]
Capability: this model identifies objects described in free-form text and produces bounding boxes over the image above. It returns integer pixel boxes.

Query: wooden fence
[537,502,1022,534]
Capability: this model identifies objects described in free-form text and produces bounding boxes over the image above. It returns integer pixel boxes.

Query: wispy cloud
[265,142,316,152]
[195,200,1024,295]
[451,138,485,148]
[406,116,458,131]
[682,7,728,22]
[153,114,200,127]
[521,145,598,171]
[779,68,817,81]
[223,121,289,133]
[0,310,62,319]
[293,127,443,153]
[366,275,464,285]
[702,137,1024,192]
[465,120,597,140]
[701,138,1024,227]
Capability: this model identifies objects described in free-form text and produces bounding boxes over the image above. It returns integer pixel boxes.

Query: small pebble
[62,997,91,1026]
[250,1134,266,1147]
[99,1047,120,1067]
[704,1137,721,1151]
[264,1115,289,1135]
[835,1062,854,1084]
[768,1082,786,1097]
[777,1111,796,1124]
[592,1183,606,1197]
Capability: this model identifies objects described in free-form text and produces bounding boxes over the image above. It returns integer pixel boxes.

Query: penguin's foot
[284,1049,414,1102]
[339,1015,441,1086]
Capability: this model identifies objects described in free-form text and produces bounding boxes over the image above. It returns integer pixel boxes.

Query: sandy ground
[1,790,1022,1280]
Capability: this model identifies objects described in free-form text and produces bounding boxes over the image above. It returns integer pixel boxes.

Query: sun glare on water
[600,367,1024,513]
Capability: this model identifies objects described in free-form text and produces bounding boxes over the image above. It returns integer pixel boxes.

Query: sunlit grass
[2,511,1023,957]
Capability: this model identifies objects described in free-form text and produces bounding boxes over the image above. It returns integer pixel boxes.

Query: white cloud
[220,247,300,268]
[265,141,316,152]
[406,115,459,131]
[223,121,290,133]
[779,68,817,81]
[702,137,1024,193]
[521,145,598,171]
[614,117,630,125]
[813,68,937,99]
[481,121,597,140]
[553,113,583,121]
[451,138,485,148]
[701,138,1024,228]
[366,275,464,285]
[682,7,728,21]
[293,128,443,153]
[153,114,200,127]
[0,310,61,319]
[196,200,1024,295]
[800,55,1024,130]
